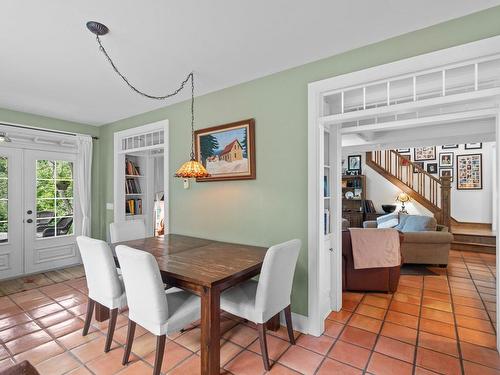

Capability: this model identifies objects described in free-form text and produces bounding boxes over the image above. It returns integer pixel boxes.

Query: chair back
[76,236,123,304]
[109,219,146,243]
[115,245,169,327]
[255,239,301,319]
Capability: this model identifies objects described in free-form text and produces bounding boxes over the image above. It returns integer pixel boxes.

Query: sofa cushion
[376,213,398,228]
[401,215,437,232]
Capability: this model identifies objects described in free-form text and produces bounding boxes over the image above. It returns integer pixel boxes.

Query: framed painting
[442,144,458,149]
[439,168,453,182]
[465,143,482,150]
[347,155,362,173]
[414,146,436,161]
[194,119,256,181]
[427,163,438,174]
[397,148,410,154]
[439,152,453,168]
[456,154,482,190]
[413,162,424,173]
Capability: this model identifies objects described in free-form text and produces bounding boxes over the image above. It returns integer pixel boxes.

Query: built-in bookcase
[113,121,168,239]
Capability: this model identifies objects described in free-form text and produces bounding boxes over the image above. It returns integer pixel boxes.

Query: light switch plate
[106,203,114,210]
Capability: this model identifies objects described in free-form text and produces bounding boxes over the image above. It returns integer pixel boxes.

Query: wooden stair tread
[452,241,495,247]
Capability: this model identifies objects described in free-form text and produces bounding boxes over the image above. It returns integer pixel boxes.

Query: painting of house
[219,139,243,162]
[195,119,256,181]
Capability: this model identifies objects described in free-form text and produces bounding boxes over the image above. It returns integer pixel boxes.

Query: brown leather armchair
[342,230,401,293]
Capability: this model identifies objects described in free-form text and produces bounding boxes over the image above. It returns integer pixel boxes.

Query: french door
[0,149,81,279]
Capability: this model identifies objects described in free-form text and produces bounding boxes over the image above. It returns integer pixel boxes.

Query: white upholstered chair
[109,219,146,244]
[76,236,127,353]
[220,239,301,371]
[115,245,200,375]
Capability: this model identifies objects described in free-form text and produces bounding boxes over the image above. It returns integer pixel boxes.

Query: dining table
[95,234,279,375]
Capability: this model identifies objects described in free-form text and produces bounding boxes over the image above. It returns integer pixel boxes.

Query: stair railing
[366,150,451,226]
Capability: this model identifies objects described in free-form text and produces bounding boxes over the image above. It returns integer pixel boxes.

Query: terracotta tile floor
[0,249,498,374]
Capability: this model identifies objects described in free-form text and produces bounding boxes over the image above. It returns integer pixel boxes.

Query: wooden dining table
[96,234,278,375]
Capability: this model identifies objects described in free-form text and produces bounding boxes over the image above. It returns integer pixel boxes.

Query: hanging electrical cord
[86,21,208,178]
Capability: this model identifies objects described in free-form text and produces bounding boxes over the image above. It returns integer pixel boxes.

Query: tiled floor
[0,250,498,374]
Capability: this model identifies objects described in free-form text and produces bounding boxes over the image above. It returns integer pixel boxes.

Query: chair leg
[122,320,136,365]
[105,308,118,352]
[82,298,95,336]
[257,323,271,371]
[153,335,166,375]
[284,305,295,344]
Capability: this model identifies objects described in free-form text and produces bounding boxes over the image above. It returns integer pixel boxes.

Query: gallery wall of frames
[344,141,495,223]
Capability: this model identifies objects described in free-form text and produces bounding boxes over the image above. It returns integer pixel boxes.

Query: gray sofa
[363,214,454,266]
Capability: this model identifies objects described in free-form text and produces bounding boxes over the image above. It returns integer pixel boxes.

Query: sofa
[342,230,401,293]
[363,213,454,266]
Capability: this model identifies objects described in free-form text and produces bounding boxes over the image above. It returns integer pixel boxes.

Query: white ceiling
[1,1,500,126]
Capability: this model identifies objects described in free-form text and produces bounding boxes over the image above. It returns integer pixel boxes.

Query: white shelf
[324,196,331,199]
[324,165,330,169]
[125,193,143,196]
[125,175,144,178]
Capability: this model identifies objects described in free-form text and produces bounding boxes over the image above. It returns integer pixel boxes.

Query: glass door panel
[0,149,23,279]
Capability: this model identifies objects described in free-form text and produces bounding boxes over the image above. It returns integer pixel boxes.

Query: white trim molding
[308,35,500,347]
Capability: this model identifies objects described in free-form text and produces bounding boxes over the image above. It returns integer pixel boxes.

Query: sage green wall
[105,6,500,315]
[0,108,102,237]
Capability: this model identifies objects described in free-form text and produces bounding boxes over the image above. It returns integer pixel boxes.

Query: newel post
[440,176,452,228]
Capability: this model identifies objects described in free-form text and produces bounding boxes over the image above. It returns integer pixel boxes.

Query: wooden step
[452,233,496,246]
[451,241,496,254]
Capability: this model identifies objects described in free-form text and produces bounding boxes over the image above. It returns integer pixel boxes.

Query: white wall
[344,142,495,223]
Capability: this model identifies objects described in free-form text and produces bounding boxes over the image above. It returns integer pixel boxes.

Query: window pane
[0,158,7,178]
[56,161,73,179]
[37,160,55,179]
[57,217,73,236]
[0,202,7,222]
[0,179,7,200]
[37,199,55,217]
[37,219,55,238]
[56,180,73,198]
[56,199,73,217]
[37,180,55,199]
[0,222,7,243]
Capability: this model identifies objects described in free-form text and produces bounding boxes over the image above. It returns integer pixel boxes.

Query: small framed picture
[427,163,438,174]
[348,155,362,173]
[413,162,424,173]
[440,168,454,182]
[414,146,436,161]
[442,144,458,149]
[465,143,482,150]
[397,148,410,154]
[439,152,453,168]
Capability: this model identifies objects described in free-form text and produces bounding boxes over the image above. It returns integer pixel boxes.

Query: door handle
[26,219,33,223]
[27,210,33,215]
[329,248,334,252]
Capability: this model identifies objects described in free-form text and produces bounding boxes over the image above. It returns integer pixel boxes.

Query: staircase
[366,150,496,253]
[366,150,451,227]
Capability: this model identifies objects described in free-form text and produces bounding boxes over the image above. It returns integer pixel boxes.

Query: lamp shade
[396,192,410,203]
[174,159,210,178]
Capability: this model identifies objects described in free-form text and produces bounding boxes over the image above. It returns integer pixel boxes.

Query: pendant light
[86,21,209,187]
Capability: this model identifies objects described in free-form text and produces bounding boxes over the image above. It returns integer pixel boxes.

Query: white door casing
[0,148,23,279]
[308,35,500,350]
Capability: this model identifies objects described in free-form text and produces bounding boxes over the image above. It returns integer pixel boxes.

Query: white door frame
[113,120,169,238]
[308,35,500,349]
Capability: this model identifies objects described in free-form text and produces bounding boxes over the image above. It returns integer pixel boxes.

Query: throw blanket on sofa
[349,228,401,269]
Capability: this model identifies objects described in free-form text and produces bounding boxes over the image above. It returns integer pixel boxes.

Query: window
[36,160,74,238]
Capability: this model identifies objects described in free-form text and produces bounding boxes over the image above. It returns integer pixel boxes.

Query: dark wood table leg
[94,302,110,322]
[266,313,280,331]
[200,286,221,375]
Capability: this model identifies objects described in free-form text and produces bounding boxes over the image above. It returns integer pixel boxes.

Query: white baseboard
[279,311,309,335]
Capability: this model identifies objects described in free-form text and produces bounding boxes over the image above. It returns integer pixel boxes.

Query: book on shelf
[125,198,142,215]
[125,178,142,194]
[125,159,141,176]
[324,209,330,235]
